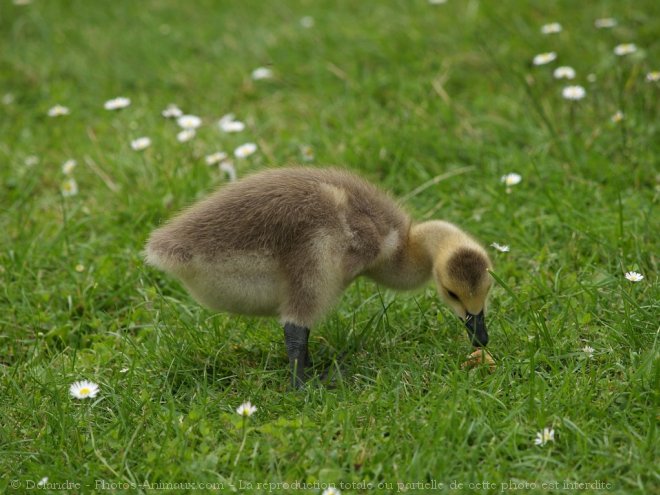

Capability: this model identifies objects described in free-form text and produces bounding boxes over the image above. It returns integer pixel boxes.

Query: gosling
[145,167,493,387]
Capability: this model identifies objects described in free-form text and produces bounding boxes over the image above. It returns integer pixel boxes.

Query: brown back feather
[147,167,408,264]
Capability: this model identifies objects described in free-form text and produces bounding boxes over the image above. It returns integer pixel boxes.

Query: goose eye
[447,290,459,301]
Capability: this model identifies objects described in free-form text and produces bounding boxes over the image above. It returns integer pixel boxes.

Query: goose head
[434,246,493,347]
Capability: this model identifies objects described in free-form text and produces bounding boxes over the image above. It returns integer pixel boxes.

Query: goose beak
[465,310,488,347]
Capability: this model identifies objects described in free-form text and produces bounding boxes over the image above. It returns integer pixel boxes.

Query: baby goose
[145,167,493,387]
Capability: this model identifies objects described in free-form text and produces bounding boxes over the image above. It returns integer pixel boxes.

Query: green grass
[1,0,658,493]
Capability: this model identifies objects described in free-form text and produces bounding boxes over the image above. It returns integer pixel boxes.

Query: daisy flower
[541,22,562,34]
[251,67,273,80]
[47,104,70,117]
[610,111,624,123]
[130,137,151,151]
[219,119,245,133]
[177,129,196,142]
[234,142,258,159]
[301,145,315,162]
[562,85,586,100]
[104,97,131,110]
[177,114,202,129]
[594,18,617,29]
[219,113,236,125]
[205,151,228,166]
[500,173,522,186]
[37,477,48,488]
[62,159,77,175]
[300,16,314,28]
[2,93,14,105]
[587,74,597,83]
[534,427,555,446]
[614,43,637,56]
[61,178,79,197]
[162,104,183,118]
[220,161,237,182]
[646,71,660,82]
[624,271,643,282]
[553,66,575,79]
[75,263,85,272]
[533,52,557,66]
[322,488,342,495]
[582,345,595,358]
[490,242,510,252]
[69,380,100,399]
[236,401,257,417]
[25,155,39,167]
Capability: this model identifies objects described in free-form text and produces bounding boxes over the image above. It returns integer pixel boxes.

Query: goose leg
[283,323,310,389]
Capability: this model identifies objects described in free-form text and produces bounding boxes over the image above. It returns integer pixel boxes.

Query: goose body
[145,167,493,386]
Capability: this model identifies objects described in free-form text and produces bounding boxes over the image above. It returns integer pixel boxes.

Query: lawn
[1,0,658,493]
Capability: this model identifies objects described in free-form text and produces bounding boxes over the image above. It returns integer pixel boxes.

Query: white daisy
[251,67,273,80]
[553,66,575,79]
[562,85,586,100]
[624,271,643,282]
[219,113,236,125]
[301,145,315,162]
[37,477,48,487]
[533,52,557,66]
[236,401,257,417]
[614,43,637,56]
[177,129,196,142]
[75,264,85,273]
[205,151,228,166]
[69,380,99,399]
[500,173,522,186]
[130,137,151,151]
[490,242,510,252]
[2,93,14,105]
[220,161,237,182]
[61,178,79,197]
[582,345,595,358]
[219,119,245,133]
[594,18,617,29]
[104,97,131,110]
[587,73,597,83]
[47,104,70,117]
[541,22,562,34]
[322,488,342,495]
[234,142,258,159]
[300,16,314,28]
[646,71,660,82]
[534,427,555,446]
[62,159,77,175]
[610,111,624,123]
[24,155,39,167]
[162,104,183,118]
[177,114,202,129]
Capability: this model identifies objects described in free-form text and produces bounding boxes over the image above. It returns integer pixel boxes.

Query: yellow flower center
[79,387,90,396]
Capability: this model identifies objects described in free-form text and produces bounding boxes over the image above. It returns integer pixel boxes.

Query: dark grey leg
[283,323,310,389]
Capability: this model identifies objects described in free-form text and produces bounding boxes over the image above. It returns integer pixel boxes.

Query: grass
[1,0,658,493]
